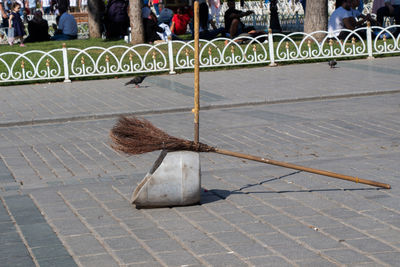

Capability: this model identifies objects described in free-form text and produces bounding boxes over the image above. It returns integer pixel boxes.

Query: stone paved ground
[0,57,400,266]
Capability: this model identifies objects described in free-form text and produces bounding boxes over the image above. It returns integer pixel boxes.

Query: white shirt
[328,7,352,37]
[42,0,51,7]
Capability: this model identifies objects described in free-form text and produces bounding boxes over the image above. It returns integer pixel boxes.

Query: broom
[110,116,391,189]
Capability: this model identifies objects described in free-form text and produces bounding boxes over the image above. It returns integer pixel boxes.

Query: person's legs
[377,6,391,27]
[51,33,73,40]
[393,5,400,25]
[229,18,240,38]
[154,3,159,16]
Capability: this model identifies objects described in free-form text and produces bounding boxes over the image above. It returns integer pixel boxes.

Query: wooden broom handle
[213,148,391,189]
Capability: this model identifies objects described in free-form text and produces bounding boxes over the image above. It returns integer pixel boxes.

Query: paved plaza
[0,57,400,266]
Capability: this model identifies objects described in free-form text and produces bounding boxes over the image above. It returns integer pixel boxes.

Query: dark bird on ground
[125,76,147,87]
[328,60,337,68]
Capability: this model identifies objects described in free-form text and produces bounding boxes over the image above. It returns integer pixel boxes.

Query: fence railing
[0,25,399,84]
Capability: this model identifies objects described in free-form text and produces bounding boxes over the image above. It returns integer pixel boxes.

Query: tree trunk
[129,0,144,44]
[88,0,105,38]
[304,0,328,41]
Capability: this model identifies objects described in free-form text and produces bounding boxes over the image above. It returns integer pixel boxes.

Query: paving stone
[184,238,228,255]
[144,238,184,253]
[172,229,210,242]
[196,220,236,233]
[0,222,16,234]
[39,205,76,219]
[156,219,196,231]
[273,243,319,261]
[322,226,368,240]
[282,206,320,218]
[322,207,363,219]
[248,255,293,267]
[0,255,36,267]
[300,215,341,229]
[94,225,130,238]
[299,233,344,250]
[123,218,158,230]
[64,234,107,256]
[157,250,201,266]
[0,231,22,244]
[78,253,119,267]
[229,242,273,257]
[133,227,171,241]
[51,217,90,236]
[104,236,142,250]
[279,223,317,238]
[114,248,155,264]
[69,199,101,209]
[180,210,218,222]
[201,253,248,266]
[2,58,400,267]
[256,232,295,248]
[343,216,388,230]
[36,256,78,267]
[212,231,254,245]
[84,215,118,227]
[31,244,71,259]
[0,242,30,259]
[372,251,400,266]
[125,261,163,267]
[344,238,395,253]
[220,212,257,225]
[295,257,339,267]
[259,214,298,226]
[237,222,275,235]
[323,249,373,265]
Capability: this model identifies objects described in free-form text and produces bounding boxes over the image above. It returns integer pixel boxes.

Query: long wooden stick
[214,148,391,189]
[193,1,200,144]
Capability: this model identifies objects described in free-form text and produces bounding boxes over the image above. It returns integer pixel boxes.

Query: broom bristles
[110,116,215,155]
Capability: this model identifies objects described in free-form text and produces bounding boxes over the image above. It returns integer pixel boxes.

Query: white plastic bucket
[132,151,201,208]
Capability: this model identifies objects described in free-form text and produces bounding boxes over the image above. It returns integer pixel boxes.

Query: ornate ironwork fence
[1,25,399,84]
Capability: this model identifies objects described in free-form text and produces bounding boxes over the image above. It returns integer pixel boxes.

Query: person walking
[8,2,26,46]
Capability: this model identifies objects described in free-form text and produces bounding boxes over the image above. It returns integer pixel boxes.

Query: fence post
[62,43,71,82]
[268,29,277,66]
[168,36,176,74]
[366,21,374,59]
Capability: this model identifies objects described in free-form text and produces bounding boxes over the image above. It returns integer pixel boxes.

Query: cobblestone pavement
[1,57,400,266]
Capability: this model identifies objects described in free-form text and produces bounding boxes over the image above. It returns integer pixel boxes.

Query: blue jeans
[153,3,160,16]
[43,7,51,15]
[199,28,226,40]
[51,33,78,41]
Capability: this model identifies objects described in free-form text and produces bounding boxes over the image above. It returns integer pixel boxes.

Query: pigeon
[328,60,337,68]
[125,76,147,88]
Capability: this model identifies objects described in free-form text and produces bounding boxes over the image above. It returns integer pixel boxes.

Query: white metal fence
[1,25,399,84]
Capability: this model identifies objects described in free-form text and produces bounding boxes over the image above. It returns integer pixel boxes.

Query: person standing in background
[28,0,37,15]
[9,2,26,46]
[208,0,221,26]
[80,0,87,12]
[150,0,160,16]
[69,0,77,12]
[41,0,51,14]
[0,0,10,29]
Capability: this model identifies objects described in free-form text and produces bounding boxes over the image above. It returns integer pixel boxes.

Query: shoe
[19,43,25,47]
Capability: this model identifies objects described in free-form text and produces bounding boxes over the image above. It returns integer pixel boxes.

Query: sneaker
[19,43,25,47]
[8,41,13,46]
